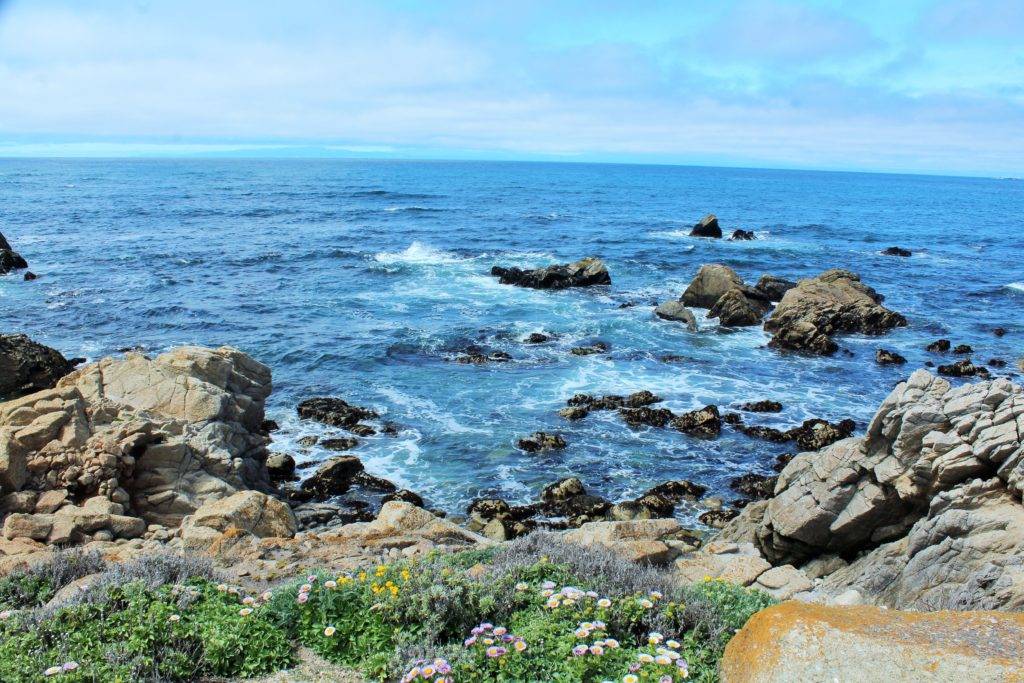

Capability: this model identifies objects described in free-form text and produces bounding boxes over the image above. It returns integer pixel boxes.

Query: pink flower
[296,593,308,604]
[572,645,588,656]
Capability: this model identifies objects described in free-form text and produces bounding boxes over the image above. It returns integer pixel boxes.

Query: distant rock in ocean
[882,246,912,257]
[491,257,610,289]
[0,231,29,275]
[690,213,722,238]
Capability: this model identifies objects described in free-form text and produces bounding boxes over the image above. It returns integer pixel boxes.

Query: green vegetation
[0,535,774,682]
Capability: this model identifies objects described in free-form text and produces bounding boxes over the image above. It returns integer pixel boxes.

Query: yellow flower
[545,597,560,609]
[401,569,411,581]
[422,665,436,677]
[216,584,228,592]
[638,654,655,663]
[358,572,367,582]
[375,565,387,576]
[390,586,399,596]
[324,626,336,637]
[666,639,680,649]
[514,640,527,652]
[385,581,395,588]
[623,676,638,683]
[639,599,654,609]
[655,655,671,665]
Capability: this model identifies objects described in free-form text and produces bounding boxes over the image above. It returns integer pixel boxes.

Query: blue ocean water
[2,158,1022,523]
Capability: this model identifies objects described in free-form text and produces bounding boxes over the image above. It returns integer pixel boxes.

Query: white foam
[374,241,464,265]
[1007,282,1024,293]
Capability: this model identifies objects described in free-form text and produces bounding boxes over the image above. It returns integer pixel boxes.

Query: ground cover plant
[0,535,773,682]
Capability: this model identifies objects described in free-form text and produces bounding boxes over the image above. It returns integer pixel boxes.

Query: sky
[0,0,1022,175]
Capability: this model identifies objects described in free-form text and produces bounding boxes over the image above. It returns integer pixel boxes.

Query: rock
[800,553,847,580]
[539,477,587,504]
[952,344,974,355]
[720,602,1024,683]
[689,214,722,238]
[881,246,912,257]
[351,471,398,493]
[926,338,951,353]
[558,405,590,421]
[23,272,37,281]
[654,301,697,331]
[708,287,768,326]
[674,540,771,585]
[330,501,489,548]
[671,405,721,438]
[989,358,1007,368]
[349,424,376,437]
[788,418,856,451]
[875,348,906,365]
[764,270,906,355]
[297,397,377,429]
[455,349,512,364]
[993,327,1006,337]
[382,489,424,507]
[564,518,681,565]
[3,512,53,540]
[752,564,813,599]
[181,491,295,544]
[517,431,566,452]
[619,406,674,428]
[645,480,707,501]
[523,333,550,344]
[682,264,744,308]
[482,517,513,541]
[466,498,511,528]
[0,334,75,401]
[266,452,296,481]
[34,490,68,514]
[739,400,783,413]
[754,275,797,303]
[937,358,982,377]
[490,257,610,289]
[298,435,319,447]
[300,456,364,498]
[570,342,609,356]
[0,232,29,274]
[730,473,778,501]
[729,229,755,241]
[699,508,739,528]
[321,437,359,451]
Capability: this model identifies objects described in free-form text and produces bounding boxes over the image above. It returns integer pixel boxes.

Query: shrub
[0,548,107,611]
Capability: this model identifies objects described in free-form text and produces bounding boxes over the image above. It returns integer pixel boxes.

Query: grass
[0,536,774,682]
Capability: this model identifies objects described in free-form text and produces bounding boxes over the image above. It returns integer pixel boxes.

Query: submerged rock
[926,338,951,353]
[321,437,359,451]
[671,405,722,438]
[881,246,912,257]
[455,349,512,364]
[729,229,755,241]
[297,397,378,429]
[764,269,906,355]
[875,348,906,365]
[570,342,609,356]
[654,301,697,331]
[0,334,76,401]
[517,431,567,453]
[689,213,722,238]
[620,406,675,428]
[739,400,783,413]
[523,332,550,344]
[490,257,610,289]
[952,344,973,355]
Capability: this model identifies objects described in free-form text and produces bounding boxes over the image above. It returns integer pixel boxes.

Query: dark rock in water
[349,424,376,437]
[739,424,790,443]
[882,246,912,257]
[351,471,398,493]
[723,412,744,425]
[298,397,378,429]
[0,248,28,274]
[876,349,907,365]
[765,270,906,355]
[938,359,982,377]
[611,492,674,520]
[558,405,590,421]
[301,456,364,497]
[266,452,296,481]
[952,344,973,355]
[671,405,721,438]
[708,288,769,326]
[690,214,722,238]
[455,348,512,364]
[988,358,1007,368]
[729,229,755,241]
[298,435,319,448]
[924,361,935,367]
[773,453,795,472]
[540,477,586,504]
[0,334,76,400]
[570,342,609,356]
[524,333,551,344]
[993,327,1006,337]
[381,422,400,436]
[321,437,359,451]
[755,274,797,302]
[699,508,739,528]
[467,498,511,526]
[620,406,675,428]
[558,493,612,521]
[260,419,280,433]
[790,418,856,451]
[292,501,374,530]
[646,480,707,501]
[740,400,783,413]
[654,301,697,331]
[568,390,662,413]
[622,390,662,408]
[23,272,37,281]
[383,489,424,507]
[730,473,778,501]
[517,431,567,452]
[0,232,11,251]
[491,257,610,289]
[926,339,951,353]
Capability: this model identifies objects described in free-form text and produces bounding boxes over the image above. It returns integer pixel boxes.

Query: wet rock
[682,264,744,308]
[466,498,511,528]
[0,334,76,400]
[730,473,778,501]
[570,342,609,356]
[790,418,856,451]
[881,246,912,257]
[266,452,296,481]
[292,501,373,530]
[298,435,319,448]
[765,270,906,355]
[349,424,376,436]
[559,494,613,521]
[773,453,795,472]
[875,348,906,365]
[755,275,797,302]
[993,327,1006,337]
[321,437,359,452]
[646,480,707,501]
[300,456,364,498]
[700,508,739,528]
[633,492,675,517]
[562,390,663,420]
[23,272,37,281]
[729,229,755,241]
[491,257,610,289]
[558,405,590,420]
[540,477,586,504]
[351,471,398,493]
[708,287,769,326]
[297,397,378,429]
[723,412,744,425]
[654,301,697,331]
[0,231,29,275]
[740,400,783,413]
[455,348,512,364]
[926,338,951,353]
[690,213,722,238]
[620,406,675,428]
[523,333,550,344]
[260,419,280,433]
[937,358,983,377]
[517,431,567,453]
[382,489,424,507]
[988,358,1007,368]
[952,344,973,355]
[671,405,722,438]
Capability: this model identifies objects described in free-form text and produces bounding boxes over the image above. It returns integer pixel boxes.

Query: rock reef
[490,257,610,289]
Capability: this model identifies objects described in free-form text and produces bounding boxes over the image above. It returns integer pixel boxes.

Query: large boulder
[682,264,744,308]
[0,335,75,401]
[0,346,274,532]
[708,288,769,327]
[0,231,29,275]
[754,275,797,302]
[653,301,697,331]
[764,269,906,354]
[689,214,722,238]
[720,602,1024,683]
[681,264,770,326]
[490,257,610,289]
[181,490,296,546]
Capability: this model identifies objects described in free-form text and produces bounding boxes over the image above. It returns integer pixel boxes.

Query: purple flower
[572,645,588,656]
[660,677,673,683]
[502,634,514,642]
[464,636,477,647]
[471,626,483,635]
[296,593,308,604]
[480,622,494,630]
[629,662,642,672]
[436,662,452,674]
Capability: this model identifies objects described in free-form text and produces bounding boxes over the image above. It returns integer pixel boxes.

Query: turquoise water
[2,159,1022,521]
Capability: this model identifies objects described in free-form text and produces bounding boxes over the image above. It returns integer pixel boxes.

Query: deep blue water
[2,159,1023,523]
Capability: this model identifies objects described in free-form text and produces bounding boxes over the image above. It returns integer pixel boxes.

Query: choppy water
[2,159,1022,522]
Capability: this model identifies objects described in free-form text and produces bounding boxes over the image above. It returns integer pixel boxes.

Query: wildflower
[541,580,556,589]
[308,574,318,582]
[358,571,367,581]
[563,597,576,606]
[540,589,554,597]
[324,626,336,637]
[375,565,387,576]
[239,608,253,616]
[514,640,527,652]
[660,677,673,683]
[464,636,477,647]
[300,583,312,593]
[666,639,680,649]
[480,622,494,630]
[261,591,273,601]
[297,593,308,604]
[655,655,671,666]
[650,590,663,600]
[0,610,11,620]
[493,626,507,636]
[62,663,79,672]
[586,590,599,598]
[216,583,228,592]
[401,569,411,581]
[324,580,337,589]
[589,644,605,656]
[639,598,654,609]
[571,645,588,657]
[422,665,436,677]
[405,666,421,681]
[575,627,590,638]
[390,585,399,596]
[228,586,239,595]
[44,666,62,676]
[580,621,594,630]
[638,653,655,664]
[597,598,611,608]
[485,646,506,658]
[593,620,606,629]
[677,659,690,677]
[515,582,529,591]
[435,659,452,674]
[168,614,180,623]
[482,637,494,645]
[605,638,620,649]
[545,597,560,609]
[242,596,255,605]
[623,676,639,683]
[648,632,664,645]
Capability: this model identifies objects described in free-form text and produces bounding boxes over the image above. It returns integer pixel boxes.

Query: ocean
[2,158,1022,524]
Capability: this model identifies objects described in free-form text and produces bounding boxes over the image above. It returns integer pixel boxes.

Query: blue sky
[0,0,1022,175]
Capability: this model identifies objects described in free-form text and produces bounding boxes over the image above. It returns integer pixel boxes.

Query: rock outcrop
[0,231,29,275]
[764,269,906,354]
[689,214,722,238]
[0,346,275,544]
[680,264,770,327]
[490,257,610,289]
[653,301,697,331]
[0,334,76,401]
[720,602,1024,683]
[754,275,796,303]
